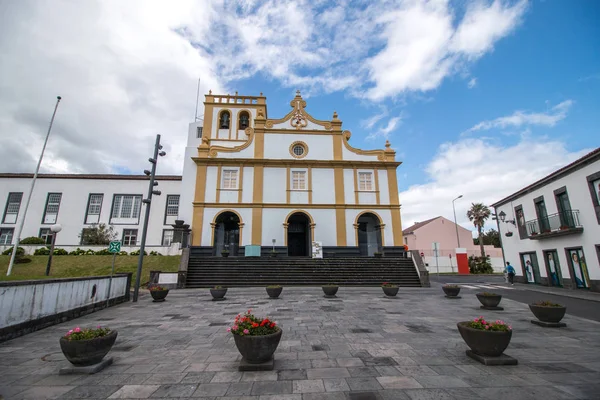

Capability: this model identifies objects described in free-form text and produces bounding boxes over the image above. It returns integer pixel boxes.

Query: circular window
[289,141,308,158]
[293,145,304,156]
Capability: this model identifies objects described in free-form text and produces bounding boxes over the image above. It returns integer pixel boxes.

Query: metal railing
[525,210,581,236]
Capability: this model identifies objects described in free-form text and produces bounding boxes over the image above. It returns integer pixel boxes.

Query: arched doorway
[213,211,240,256]
[356,212,383,256]
[287,212,311,257]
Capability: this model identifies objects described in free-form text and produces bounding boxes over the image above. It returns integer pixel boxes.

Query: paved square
[1,286,600,399]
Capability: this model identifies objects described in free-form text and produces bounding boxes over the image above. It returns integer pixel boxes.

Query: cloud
[365,113,405,141]
[464,100,573,134]
[361,108,388,130]
[467,77,477,88]
[399,137,591,232]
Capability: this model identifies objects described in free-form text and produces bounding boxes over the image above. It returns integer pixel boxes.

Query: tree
[79,223,117,245]
[473,229,500,248]
[467,203,491,257]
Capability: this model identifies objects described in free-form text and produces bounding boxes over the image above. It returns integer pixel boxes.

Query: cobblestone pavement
[1,286,600,399]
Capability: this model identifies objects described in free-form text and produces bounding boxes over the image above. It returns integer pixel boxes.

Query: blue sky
[1,0,598,230]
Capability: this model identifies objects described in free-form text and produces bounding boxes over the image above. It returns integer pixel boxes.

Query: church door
[287,212,311,257]
[213,212,240,256]
[357,213,382,256]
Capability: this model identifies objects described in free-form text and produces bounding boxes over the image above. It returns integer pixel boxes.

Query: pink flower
[97,325,101,329]
[232,325,238,331]
[74,327,81,333]
[473,318,478,322]
[243,329,249,334]
[508,325,512,330]
[485,325,490,330]
[227,327,231,332]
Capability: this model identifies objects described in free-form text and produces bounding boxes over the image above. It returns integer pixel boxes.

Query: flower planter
[476,293,502,308]
[529,304,566,323]
[374,253,383,258]
[150,289,169,302]
[266,287,282,298]
[221,251,230,258]
[442,286,461,297]
[210,288,227,300]
[233,329,282,363]
[59,330,118,366]
[457,322,511,357]
[382,286,399,296]
[322,286,338,297]
[505,232,513,237]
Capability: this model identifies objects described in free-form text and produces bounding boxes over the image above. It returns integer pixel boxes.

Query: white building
[184,91,405,256]
[492,148,600,292]
[0,174,181,250]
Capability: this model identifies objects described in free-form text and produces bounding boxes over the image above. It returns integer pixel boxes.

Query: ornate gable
[266,91,333,131]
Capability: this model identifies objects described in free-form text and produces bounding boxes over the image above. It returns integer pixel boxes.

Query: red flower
[270,323,276,328]
[252,322,259,328]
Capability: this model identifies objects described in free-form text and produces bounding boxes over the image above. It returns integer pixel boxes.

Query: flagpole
[7,96,62,276]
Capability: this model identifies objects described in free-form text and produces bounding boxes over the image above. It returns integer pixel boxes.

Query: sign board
[431,242,440,257]
[108,241,121,254]
[311,241,323,258]
[420,252,424,257]
[158,273,178,285]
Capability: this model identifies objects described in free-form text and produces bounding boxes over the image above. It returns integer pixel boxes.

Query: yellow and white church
[178,91,404,257]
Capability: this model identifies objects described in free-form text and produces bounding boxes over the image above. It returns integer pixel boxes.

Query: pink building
[402,216,502,258]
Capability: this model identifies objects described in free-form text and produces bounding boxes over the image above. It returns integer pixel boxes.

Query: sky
[0,0,599,233]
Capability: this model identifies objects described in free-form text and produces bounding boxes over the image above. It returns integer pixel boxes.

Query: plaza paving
[1,286,600,399]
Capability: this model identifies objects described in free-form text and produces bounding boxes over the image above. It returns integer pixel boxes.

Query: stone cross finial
[296,90,301,96]
[385,140,391,148]
[333,111,338,119]
[208,90,212,95]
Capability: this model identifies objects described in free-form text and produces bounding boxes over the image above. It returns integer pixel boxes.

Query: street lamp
[452,195,463,248]
[45,224,62,276]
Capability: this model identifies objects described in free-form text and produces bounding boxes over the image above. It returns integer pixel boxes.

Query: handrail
[525,210,581,236]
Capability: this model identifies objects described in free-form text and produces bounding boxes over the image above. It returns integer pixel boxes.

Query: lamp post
[452,195,463,248]
[45,224,62,276]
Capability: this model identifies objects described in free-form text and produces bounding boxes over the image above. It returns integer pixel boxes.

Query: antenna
[194,77,201,121]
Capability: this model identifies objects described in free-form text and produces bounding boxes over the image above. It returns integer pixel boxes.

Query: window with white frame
[122,229,138,246]
[222,169,238,189]
[3,192,23,224]
[43,193,62,223]
[162,229,174,246]
[87,194,103,216]
[0,228,14,245]
[358,172,373,191]
[292,171,306,190]
[111,195,142,219]
[39,228,53,245]
[166,195,180,216]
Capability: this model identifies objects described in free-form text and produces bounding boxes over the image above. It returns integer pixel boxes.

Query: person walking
[505,261,516,285]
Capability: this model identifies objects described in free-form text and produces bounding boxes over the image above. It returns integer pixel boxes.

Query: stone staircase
[185,252,422,288]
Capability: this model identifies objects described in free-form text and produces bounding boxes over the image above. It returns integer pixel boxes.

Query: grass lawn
[0,255,180,288]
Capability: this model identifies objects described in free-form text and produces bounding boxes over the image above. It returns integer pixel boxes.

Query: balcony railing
[525,210,583,239]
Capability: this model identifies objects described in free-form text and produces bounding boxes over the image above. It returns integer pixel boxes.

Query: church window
[219,111,231,129]
[293,145,305,156]
[238,111,250,130]
[289,141,308,158]
[358,172,373,191]
[292,171,306,190]
[222,169,238,189]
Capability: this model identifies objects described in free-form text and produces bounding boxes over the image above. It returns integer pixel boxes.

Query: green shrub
[53,248,68,256]
[2,246,25,256]
[20,236,47,245]
[94,248,112,255]
[85,249,96,255]
[119,251,128,256]
[34,247,50,255]
[149,251,162,256]
[129,250,147,256]
[69,248,87,256]
[468,255,493,274]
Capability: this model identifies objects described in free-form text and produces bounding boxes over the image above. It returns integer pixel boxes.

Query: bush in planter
[374,251,383,258]
[322,284,339,297]
[221,249,230,258]
[468,255,493,274]
[210,285,228,299]
[266,285,282,298]
[60,326,117,366]
[228,310,282,363]
[457,317,512,357]
[20,236,46,245]
[529,301,566,323]
[149,285,169,302]
[269,250,278,258]
[381,282,399,296]
[442,284,461,297]
[476,292,502,308]
[34,247,50,256]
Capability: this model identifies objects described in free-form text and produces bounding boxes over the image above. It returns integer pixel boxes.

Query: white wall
[495,158,600,284]
[179,121,202,225]
[343,169,355,204]
[0,275,129,329]
[261,208,337,246]
[378,169,390,205]
[242,167,254,203]
[263,134,333,160]
[263,168,286,203]
[205,167,218,203]
[312,169,335,204]
[0,176,181,247]
[341,144,381,161]
[423,256,505,274]
[201,207,253,246]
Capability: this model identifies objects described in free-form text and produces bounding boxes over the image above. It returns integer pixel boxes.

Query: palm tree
[467,203,491,258]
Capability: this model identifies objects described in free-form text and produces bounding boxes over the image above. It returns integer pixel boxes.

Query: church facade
[179,91,404,257]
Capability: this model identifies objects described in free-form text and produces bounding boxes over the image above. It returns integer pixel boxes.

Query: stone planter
[322,286,339,297]
[476,293,502,308]
[59,330,118,366]
[266,287,282,298]
[529,304,566,323]
[150,289,169,302]
[382,286,399,296]
[442,286,461,297]
[210,288,227,300]
[374,253,383,258]
[457,322,511,357]
[233,329,282,363]
[221,251,230,258]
